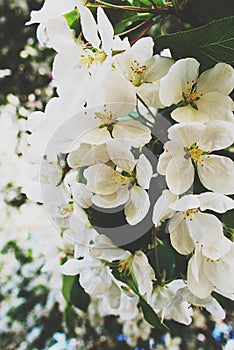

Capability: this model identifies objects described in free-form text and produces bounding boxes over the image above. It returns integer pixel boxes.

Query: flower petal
[84,164,118,195]
[92,188,129,208]
[159,58,200,106]
[112,120,151,148]
[97,7,114,55]
[77,2,100,48]
[125,185,150,225]
[197,62,234,95]
[166,155,194,195]
[60,258,84,275]
[171,105,209,123]
[198,155,234,194]
[169,212,195,255]
[197,92,234,122]
[187,252,214,299]
[198,192,234,213]
[153,189,178,226]
[204,245,234,294]
[106,139,136,173]
[136,154,153,189]
[132,250,155,300]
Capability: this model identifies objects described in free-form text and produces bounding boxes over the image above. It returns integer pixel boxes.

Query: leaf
[111,266,167,329]
[70,276,90,312]
[64,8,79,28]
[188,0,234,23]
[62,275,75,304]
[155,16,234,69]
[139,296,168,329]
[222,209,234,229]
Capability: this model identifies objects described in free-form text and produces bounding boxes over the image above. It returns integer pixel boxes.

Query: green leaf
[157,240,176,280]
[155,16,234,69]
[111,266,167,329]
[139,296,168,329]
[222,209,234,229]
[64,8,79,28]
[188,0,234,23]
[62,275,75,304]
[70,276,90,312]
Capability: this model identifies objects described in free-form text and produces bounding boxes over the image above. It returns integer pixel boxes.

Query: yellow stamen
[183,208,200,221]
[130,60,147,87]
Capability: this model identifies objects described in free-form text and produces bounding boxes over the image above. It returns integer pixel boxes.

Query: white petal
[171,105,209,123]
[168,122,206,147]
[203,236,232,261]
[106,139,136,173]
[153,189,178,226]
[104,281,121,309]
[187,213,229,260]
[197,63,234,95]
[169,212,195,255]
[159,58,200,106]
[136,154,153,189]
[204,245,234,294]
[112,120,151,148]
[80,265,112,295]
[198,155,234,194]
[46,16,75,52]
[144,55,174,82]
[157,148,172,175]
[60,258,83,275]
[169,194,200,211]
[198,192,234,213]
[90,234,131,262]
[205,298,225,320]
[187,253,213,299]
[132,250,155,300]
[125,186,150,225]
[135,83,164,109]
[92,188,129,208]
[67,143,109,168]
[198,121,234,151]
[77,2,100,48]
[84,164,118,195]
[166,155,194,195]
[197,92,234,122]
[72,183,93,209]
[97,7,114,55]
[131,36,154,62]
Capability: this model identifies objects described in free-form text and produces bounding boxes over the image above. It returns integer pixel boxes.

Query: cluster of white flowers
[24,0,234,331]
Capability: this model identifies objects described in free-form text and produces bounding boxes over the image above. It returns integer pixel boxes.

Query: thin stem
[136,94,156,122]
[88,0,169,13]
[118,15,153,36]
[152,230,161,279]
[130,21,155,45]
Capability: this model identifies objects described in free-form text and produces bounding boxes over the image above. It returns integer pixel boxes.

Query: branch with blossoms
[23,0,234,336]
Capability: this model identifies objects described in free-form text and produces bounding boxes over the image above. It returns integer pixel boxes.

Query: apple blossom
[84,140,153,225]
[153,191,234,257]
[157,121,234,194]
[187,243,234,299]
[159,58,234,122]
[115,37,174,108]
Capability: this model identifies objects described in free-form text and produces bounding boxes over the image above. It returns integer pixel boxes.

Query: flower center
[130,60,147,87]
[183,208,200,221]
[95,109,116,125]
[111,172,135,186]
[118,254,133,274]
[182,81,202,109]
[184,143,209,165]
[57,203,73,218]
[80,47,107,68]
